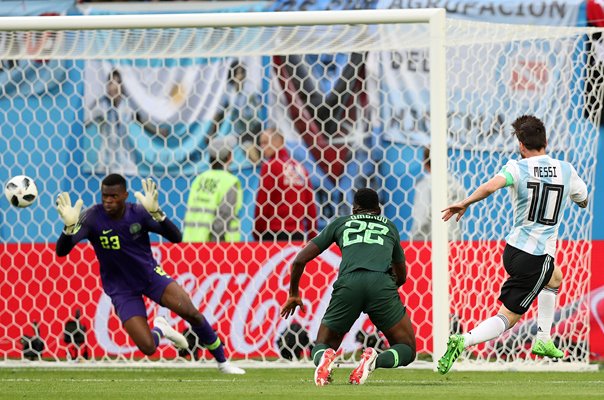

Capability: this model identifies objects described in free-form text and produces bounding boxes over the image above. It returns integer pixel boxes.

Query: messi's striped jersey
[497,155,587,256]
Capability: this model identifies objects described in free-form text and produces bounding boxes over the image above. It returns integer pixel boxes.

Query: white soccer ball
[4,175,38,208]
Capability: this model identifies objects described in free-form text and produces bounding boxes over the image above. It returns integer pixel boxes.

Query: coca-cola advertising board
[1,241,603,360]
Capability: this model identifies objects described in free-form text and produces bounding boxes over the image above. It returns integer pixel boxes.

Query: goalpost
[0,10,599,371]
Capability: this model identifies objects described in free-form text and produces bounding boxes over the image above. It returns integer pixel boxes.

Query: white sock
[536,287,558,342]
[462,314,509,347]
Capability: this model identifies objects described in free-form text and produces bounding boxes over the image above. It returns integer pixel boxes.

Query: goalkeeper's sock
[463,314,509,347]
[312,343,331,367]
[376,344,414,368]
[151,327,163,347]
[536,287,558,342]
[190,319,227,363]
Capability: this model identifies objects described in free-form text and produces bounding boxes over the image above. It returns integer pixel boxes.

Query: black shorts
[499,244,554,315]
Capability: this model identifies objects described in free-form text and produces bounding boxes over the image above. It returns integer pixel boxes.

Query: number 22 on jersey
[342,220,388,247]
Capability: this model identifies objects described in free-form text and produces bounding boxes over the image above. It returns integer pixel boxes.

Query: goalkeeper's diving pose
[437,115,588,374]
[55,173,244,374]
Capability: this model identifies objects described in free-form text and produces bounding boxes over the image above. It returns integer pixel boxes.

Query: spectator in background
[183,135,243,242]
[410,147,467,241]
[213,60,263,169]
[254,128,318,241]
[87,69,138,176]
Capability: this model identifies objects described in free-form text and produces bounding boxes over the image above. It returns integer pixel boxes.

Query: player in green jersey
[281,188,416,386]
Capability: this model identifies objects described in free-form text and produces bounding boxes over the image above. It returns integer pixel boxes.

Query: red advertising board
[1,241,603,360]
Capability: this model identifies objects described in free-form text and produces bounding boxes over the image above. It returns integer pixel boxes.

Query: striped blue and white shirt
[497,155,587,257]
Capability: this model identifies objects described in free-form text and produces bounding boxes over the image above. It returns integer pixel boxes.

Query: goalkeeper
[281,188,416,386]
[55,173,244,374]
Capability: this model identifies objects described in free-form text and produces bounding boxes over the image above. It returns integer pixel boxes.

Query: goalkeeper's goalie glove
[134,178,166,222]
[56,192,84,235]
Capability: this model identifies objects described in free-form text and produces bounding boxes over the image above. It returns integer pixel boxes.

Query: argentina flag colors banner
[82,58,238,176]
[80,2,268,177]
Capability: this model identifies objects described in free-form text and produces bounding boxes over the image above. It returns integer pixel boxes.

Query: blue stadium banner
[378,0,585,26]
[272,0,585,26]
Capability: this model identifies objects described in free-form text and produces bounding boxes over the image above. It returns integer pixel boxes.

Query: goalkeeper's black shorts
[499,244,555,315]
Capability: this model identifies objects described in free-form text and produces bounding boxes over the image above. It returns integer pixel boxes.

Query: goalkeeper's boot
[531,339,564,359]
[349,347,378,385]
[218,361,246,375]
[314,348,336,386]
[437,334,465,375]
[153,317,188,350]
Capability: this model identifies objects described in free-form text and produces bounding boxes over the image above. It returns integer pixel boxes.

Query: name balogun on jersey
[349,214,389,224]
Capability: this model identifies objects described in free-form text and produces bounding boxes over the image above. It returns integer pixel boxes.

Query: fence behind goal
[0,10,599,369]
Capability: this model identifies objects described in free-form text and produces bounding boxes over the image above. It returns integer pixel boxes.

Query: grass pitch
[1,367,603,400]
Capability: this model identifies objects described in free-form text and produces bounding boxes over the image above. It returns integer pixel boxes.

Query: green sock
[376,344,414,368]
[311,343,330,367]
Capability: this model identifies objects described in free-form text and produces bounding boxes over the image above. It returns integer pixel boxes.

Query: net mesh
[0,16,600,368]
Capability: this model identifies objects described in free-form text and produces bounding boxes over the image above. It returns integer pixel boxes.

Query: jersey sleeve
[311,218,339,252]
[55,208,92,256]
[142,205,183,243]
[497,159,519,187]
[70,208,92,242]
[569,164,588,203]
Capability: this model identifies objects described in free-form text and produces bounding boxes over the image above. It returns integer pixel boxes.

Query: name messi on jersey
[534,166,557,178]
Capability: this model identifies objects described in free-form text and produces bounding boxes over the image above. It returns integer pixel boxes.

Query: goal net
[0,10,599,370]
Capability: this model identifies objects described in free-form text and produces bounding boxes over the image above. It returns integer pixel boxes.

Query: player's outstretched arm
[281,241,322,318]
[442,175,507,222]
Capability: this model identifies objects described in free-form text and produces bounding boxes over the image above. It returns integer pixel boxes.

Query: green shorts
[321,269,407,334]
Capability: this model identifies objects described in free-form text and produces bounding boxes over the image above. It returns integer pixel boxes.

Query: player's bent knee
[137,343,157,356]
[133,336,157,356]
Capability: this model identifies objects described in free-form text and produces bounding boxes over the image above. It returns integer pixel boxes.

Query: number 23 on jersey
[100,235,120,250]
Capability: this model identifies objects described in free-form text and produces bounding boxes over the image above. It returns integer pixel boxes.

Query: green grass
[1,367,603,400]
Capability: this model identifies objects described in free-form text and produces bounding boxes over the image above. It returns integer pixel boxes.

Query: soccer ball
[4,175,38,208]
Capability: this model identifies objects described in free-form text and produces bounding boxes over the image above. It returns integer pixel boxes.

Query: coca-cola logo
[92,244,371,356]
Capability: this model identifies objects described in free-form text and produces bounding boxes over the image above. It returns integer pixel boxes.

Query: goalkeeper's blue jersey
[56,203,182,296]
[497,155,587,257]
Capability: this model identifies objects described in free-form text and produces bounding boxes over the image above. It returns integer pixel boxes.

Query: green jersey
[311,213,404,276]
